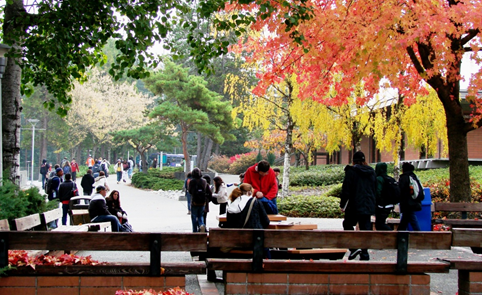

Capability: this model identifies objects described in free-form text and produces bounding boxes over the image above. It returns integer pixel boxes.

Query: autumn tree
[144,60,234,172]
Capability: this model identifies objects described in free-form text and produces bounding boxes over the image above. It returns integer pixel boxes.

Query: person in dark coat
[81,169,95,196]
[340,151,376,261]
[375,162,393,230]
[58,173,77,225]
[398,162,421,231]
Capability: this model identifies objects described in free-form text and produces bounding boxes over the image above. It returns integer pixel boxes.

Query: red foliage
[8,250,103,270]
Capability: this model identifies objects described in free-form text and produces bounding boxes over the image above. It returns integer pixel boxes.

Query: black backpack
[190,178,207,205]
[381,175,401,205]
[40,163,47,175]
[92,163,101,173]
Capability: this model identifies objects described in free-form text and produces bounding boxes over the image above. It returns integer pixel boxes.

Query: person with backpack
[339,151,376,261]
[188,168,208,232]
[46,168,63,201]
[184,172,193,215]
[92,161,102,178]
[81,169,95,196]
[375,162,400,230]
[39,159,50,190]
[398,162,424,231]
[58,173,78,225]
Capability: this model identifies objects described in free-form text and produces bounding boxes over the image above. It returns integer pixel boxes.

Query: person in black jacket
[375,162,392,230]
[81,169,95,196]
[340,151,376,261]
[226,183,270,229]
[398,162,421,231]
[58,173,77,225]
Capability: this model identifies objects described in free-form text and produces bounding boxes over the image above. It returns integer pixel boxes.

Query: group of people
[184,160,280,233]
[340,151,425,261]
[42,155,132,233]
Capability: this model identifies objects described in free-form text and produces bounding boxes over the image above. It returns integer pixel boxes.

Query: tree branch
[406,45,426,76]
[461,29,480,46]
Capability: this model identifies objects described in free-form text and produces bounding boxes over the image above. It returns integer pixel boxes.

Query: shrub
[208,155,231,173]
[267,152,276,166]
[278,194,343,218]
[228,152,257,175]
[131,167,184,191]
[289,165,345,186]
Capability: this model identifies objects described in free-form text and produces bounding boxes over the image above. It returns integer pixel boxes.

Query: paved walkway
[29,173,482,294]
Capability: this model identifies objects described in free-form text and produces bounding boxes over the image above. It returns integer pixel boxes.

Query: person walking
[62,161,71,181]
[39,159,50,190]
[398,162,424,231]
[184,172,192,215]
[375,162,401,230]
[339,151,376,261]
[58,173,78,225]
[114,159,123,184]
[81,169,95,196]
[188,168,208,233]
[212,176,229,216]
[85,155,95,169]
[70,159,79,182]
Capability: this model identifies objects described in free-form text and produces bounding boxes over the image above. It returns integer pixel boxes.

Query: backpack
[409,175,424,201]
[93,163,101,173]
[40,163,47,175]
[45,176,59,200]
[190,178,207,205]
[381,175,401,205]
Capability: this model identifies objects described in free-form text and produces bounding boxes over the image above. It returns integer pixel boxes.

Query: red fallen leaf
[310,259,314,262]
[475,218,479,221]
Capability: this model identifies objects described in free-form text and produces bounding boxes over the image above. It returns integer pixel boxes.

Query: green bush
[0,180,58,227]
[278,194,343,218]
[228,152,258,175]
[289,165,345,186]
[131,167,184,190]
[208,155,231,173]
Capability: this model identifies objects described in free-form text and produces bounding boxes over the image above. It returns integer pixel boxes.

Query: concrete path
[29,173,482,294]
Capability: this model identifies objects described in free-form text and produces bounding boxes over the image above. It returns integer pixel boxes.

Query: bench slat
[5,262,206,276]
[434,202,482,212]
[0,219,9,231]
[4,231,207,252]
[442,259,482,270]
[440,219,482,228]
[40,208,62,230]
[208,229,452,250]
[206,258,450,273]
[452,228,482,247]
[14,214,41,231]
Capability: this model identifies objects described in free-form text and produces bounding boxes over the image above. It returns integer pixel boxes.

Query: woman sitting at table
[226,183,270,229]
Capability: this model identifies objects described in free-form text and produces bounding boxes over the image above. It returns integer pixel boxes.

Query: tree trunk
[196,132,202,168]
[2,0,25,183]
[200,137,213,171]
[40,116,48,167]
[182,124,191,172]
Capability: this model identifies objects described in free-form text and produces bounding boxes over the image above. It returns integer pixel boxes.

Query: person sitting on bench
[88,185,122,232]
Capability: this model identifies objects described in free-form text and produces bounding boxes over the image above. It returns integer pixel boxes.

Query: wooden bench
[40,208,62,230]
[0,231,207,275]
[433,202,482,228]
[206,229,451,294]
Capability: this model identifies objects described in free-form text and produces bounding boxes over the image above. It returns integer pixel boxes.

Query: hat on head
[55,168,62,173]
[96,185,106,192]
[353,151,365,162]
[402,162,415,172]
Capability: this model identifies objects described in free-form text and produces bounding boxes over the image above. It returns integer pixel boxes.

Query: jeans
[72,172,77,182]
[62,203,70,225]
[186,192,191,212]
[41,174,47,190]
[343,212,371,258]
[92,215,121,232]
[117,171,122,182]
[375,207,392,230]
[191,205,205,232]
[128,168,133,178]
[398,210,421,231]
[258,197,278,214]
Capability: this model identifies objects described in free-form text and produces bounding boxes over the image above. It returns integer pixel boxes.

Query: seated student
[105,190,128,223]
[88,185,122,232]
[226,183,270,229]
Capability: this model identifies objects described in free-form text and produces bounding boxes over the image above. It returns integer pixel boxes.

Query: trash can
[407,187,432,231]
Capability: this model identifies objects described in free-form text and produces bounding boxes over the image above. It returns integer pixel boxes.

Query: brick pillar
[459,270,482,295]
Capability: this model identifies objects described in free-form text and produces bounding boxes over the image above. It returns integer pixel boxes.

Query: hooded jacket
[375,162,393,208]
[340,164,377,215]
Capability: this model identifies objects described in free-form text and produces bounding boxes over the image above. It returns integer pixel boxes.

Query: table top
[268,222,318,230]
[217,214,287,222]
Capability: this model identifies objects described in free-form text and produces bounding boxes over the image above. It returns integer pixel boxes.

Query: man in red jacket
[243,160,278,214]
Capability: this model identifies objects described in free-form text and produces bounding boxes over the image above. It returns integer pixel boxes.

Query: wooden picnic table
[217,214,287,222]
[268,221,318,230]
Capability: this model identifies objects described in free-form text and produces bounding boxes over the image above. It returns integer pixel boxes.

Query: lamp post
[0,43,10,186]
[27,119,39,186]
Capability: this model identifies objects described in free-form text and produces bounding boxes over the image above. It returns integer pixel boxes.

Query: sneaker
[123,179,126,183]
[199,225,206,232]
[348,249,362,260]
[187,211,191,215]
